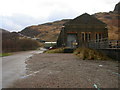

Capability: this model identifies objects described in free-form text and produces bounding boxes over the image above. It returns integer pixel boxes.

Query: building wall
[57,13,108,48]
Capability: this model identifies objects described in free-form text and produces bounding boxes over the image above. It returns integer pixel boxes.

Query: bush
[74,48,111,60]
[0,53,12,57]
[2,38,40,53]
[17,39,40,51]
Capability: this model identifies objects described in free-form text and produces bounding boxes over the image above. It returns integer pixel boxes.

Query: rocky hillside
[0,28,20,40]
[0,28,10,34]
[114,2,120,13]
[93,12,120,40]
[94,2,120,40]
[20,19,70,42]
[20,2,120,41]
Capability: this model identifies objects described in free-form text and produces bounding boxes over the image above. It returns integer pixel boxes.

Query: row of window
[81,32,104,42]
[81,33,91,42]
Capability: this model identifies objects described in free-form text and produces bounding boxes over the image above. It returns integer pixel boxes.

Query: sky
[0,0,119,32]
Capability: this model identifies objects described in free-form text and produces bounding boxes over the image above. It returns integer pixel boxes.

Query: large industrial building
[57,13,108,48]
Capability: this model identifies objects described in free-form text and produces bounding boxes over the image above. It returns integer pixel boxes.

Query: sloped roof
[65,13,106,26]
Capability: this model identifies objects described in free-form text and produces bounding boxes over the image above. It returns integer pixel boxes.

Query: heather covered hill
[20,19,70,42]
[0,28,10,33]
[94,12,120,40]
[0,28,19,40]
[93,2,120,40]
[1,28,40,52]
[20,2,120,41]
[20,12,119,41]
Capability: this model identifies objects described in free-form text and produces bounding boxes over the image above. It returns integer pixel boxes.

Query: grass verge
[0,53,12,57]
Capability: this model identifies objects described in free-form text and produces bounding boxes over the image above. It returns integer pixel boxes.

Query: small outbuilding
[57,13,108,48]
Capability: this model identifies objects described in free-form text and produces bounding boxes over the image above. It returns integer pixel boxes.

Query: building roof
[65,13,106,26]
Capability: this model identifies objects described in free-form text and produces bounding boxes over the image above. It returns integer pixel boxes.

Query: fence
[88,38,120,49]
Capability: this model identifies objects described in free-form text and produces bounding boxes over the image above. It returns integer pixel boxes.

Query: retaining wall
[97,49,120,61]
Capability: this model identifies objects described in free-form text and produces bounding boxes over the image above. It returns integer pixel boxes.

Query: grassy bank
[2,38,40,53]
[0,53,12,57]
[74,48,111,60]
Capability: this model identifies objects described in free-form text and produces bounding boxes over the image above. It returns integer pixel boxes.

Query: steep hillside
[0,28,10,34]
[114,2,120,13]
[0,28,40,52]
[0,28,20,40]
[94,12,120,40]
[93,2,120,40]
[20,19,70,42]
[21,12,119,41]
[20,2,120,41]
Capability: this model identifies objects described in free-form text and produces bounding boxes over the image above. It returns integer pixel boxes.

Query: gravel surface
[10,53,119,88]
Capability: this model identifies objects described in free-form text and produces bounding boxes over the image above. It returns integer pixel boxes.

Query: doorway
[67,34,77,48]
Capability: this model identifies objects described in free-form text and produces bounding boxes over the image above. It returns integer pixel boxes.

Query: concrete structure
[57,13,108,48]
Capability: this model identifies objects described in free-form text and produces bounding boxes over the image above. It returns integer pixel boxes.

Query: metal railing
[88,38,120,49]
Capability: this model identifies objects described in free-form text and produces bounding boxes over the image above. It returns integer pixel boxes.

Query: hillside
[1,28,40,52]
[20,19,70,42]
[0,29,20,40]
[93,12,120,40]
[114,2,120,13]
[0,28,10,34]
[93,2,120,40]
[20,12,119,41]
[20,2,120,41]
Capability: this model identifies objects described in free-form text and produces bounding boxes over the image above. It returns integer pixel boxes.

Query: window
[96,34,99,42]
[81,32,91,42]
[85,33,88,42]
[82,33,85,42]
[88,33,91,41]
[99,34,102,42]
[96,33,102,42]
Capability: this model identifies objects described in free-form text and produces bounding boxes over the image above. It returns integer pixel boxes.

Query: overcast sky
[0,0,119,32]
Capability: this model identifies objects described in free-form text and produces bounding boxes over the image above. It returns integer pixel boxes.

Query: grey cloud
[0,14,47,32]
[0,12,76,32]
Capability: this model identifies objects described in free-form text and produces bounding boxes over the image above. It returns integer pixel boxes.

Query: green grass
[74,48,111,60]
[0,53,12,57]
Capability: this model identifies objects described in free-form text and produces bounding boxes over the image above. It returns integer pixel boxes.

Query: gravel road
[2,49,46,88]
[10,53,119,88]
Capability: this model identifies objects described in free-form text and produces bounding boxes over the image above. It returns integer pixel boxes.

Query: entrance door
[67,34,77,48]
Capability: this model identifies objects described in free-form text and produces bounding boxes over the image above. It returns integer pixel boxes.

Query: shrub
[0,53,12,57]
[74,48,111,60]
[2,38,40,52]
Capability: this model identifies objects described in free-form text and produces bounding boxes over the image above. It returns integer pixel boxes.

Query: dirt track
[10,53,119,88]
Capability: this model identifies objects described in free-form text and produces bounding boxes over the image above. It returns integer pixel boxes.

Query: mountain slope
[94,12,119,40]
[93,2,120,40]
[114,2,120,13]
[20,2,120,41]
[20,12,119,41]
[20,19,70,42]
[0,28,10,34]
